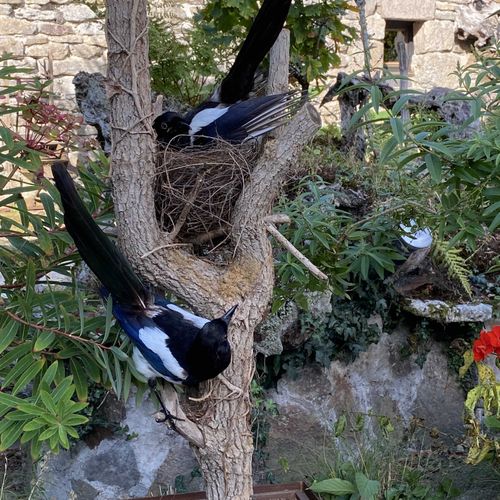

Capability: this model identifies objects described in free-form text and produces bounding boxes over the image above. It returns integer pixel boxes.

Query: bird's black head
[200,304,237,342]
[153,111,190,144]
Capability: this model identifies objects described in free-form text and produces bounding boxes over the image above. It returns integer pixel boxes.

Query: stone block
[82,35,107,48]
[414,20,455,53]
[436,1,456,10]
[52,56,106,77]
[380,0,436,20]
[14,6,57,21]
[70,44,105,59]
[26,42,69,60]
[370,40,385,68]
[367,13,386,40]
[38,22,74,36]
[0,17,37,35]
[27,0,51,4]
[74,22,105,36]
[1,0,22,4]
[365,0,377,16]
[50,75,76,100]
[59,4,96,22]
[0,37,24,58]
[0,5,12,15]
[411,52,471,88]
[24,35,50,46]
[435,9,456,20]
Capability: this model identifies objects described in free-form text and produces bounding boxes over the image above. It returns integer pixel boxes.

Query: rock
[72,71,111,154]
[255,290,332,356]
[414,20,456,53]
[39,394,196,499]
[0,37,24,58]
[455,0,500,47]
[14,6,57,21]
[405,299,493,322]
[59,4,97,23]
[263,328,467,482]
[0,17,37,35]
[26,42,69,60]
[74,22,105,36]
[37,22,75,36]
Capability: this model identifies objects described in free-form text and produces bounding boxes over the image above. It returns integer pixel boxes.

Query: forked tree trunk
[105,1,320,498]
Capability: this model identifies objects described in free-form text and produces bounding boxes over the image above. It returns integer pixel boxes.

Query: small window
[384,20,414,75]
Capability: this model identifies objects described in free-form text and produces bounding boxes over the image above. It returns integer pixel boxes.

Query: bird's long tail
[52,162,148,309]
[219,0,292,103]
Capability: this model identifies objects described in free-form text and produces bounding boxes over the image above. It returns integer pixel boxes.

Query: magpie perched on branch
[153,0,295,147]
[51,163,236,420]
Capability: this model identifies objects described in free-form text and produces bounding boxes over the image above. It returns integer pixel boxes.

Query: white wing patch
[189,106,229,135]
[132,348,162,380]
[166,304,209,328]
[138,326,188,381]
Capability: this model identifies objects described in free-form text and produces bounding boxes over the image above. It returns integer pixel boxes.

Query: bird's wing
[189,106,230,135]
[113,304,188,382]
[52,163,148,309]
[198,91,304,142]
[217,0,293,104]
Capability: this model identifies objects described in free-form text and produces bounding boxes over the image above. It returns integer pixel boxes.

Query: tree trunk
[105,2,321,497]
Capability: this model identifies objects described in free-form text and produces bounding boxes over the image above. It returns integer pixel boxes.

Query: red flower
[473,325,500,362]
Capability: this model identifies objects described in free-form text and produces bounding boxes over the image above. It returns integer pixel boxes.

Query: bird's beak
[221,304,238,325]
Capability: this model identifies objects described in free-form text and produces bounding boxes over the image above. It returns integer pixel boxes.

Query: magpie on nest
[155,138,259,247]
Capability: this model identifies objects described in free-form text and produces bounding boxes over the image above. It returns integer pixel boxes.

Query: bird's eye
[161,123,169,130]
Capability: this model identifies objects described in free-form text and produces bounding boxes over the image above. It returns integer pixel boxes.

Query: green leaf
[40,360,59,387]
[40,390,57,415]
[484,415,500,430]
[111,346,128,362]
[310,478,356,495]
[355,472,380,500]
[63,414,88,426]
[459,350,474,379]
[0,421,23,450]
[334,414,347,437]
[12,359,45,395]
[0,320,19,355]
[34,330,55,352]
[390,117,404,143]
[40,192,56,228]
[70,358,88,402]
[488,211,500,232]
[38,427,58,441]
[58,425,70,449]
[424,153,442,182]
[22,418,47,432]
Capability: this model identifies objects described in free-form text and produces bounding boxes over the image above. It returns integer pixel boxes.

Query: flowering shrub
[460,325,500,464]
[473,325,500,362]
[15,94,84,158]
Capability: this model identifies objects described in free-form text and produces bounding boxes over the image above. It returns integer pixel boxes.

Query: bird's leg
[148,379,184,427]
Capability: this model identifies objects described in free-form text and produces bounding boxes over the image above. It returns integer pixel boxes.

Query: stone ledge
[404,299,493,323]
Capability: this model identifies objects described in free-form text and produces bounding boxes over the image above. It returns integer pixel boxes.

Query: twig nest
[155,138,258,244]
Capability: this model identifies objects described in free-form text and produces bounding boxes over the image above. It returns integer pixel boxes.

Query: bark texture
[105,2,320,498]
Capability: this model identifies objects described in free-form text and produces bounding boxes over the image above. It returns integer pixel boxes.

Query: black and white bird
[51,163,236,419]
[153,0,296,147]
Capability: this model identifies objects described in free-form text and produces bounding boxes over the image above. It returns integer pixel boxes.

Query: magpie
[51,163,236,420]
[153,0,294,147]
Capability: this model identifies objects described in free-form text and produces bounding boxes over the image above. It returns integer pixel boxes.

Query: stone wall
[338,0,474,90]
[0,0,107,108]
[0,0,479,113]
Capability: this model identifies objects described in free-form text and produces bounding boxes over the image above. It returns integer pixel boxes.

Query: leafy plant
[149,19,227,105]
[459,325,500,465]
[0,63,146,458]
[305,413,460,500]
[432,239,472,297]
[195,0,357,88]
[343,44,500,251]
[272,176,404,311]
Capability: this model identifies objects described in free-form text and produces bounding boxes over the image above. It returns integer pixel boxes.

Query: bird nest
[155,138,259,245]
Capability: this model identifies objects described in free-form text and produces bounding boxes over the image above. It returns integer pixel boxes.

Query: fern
[432,240,472,297]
